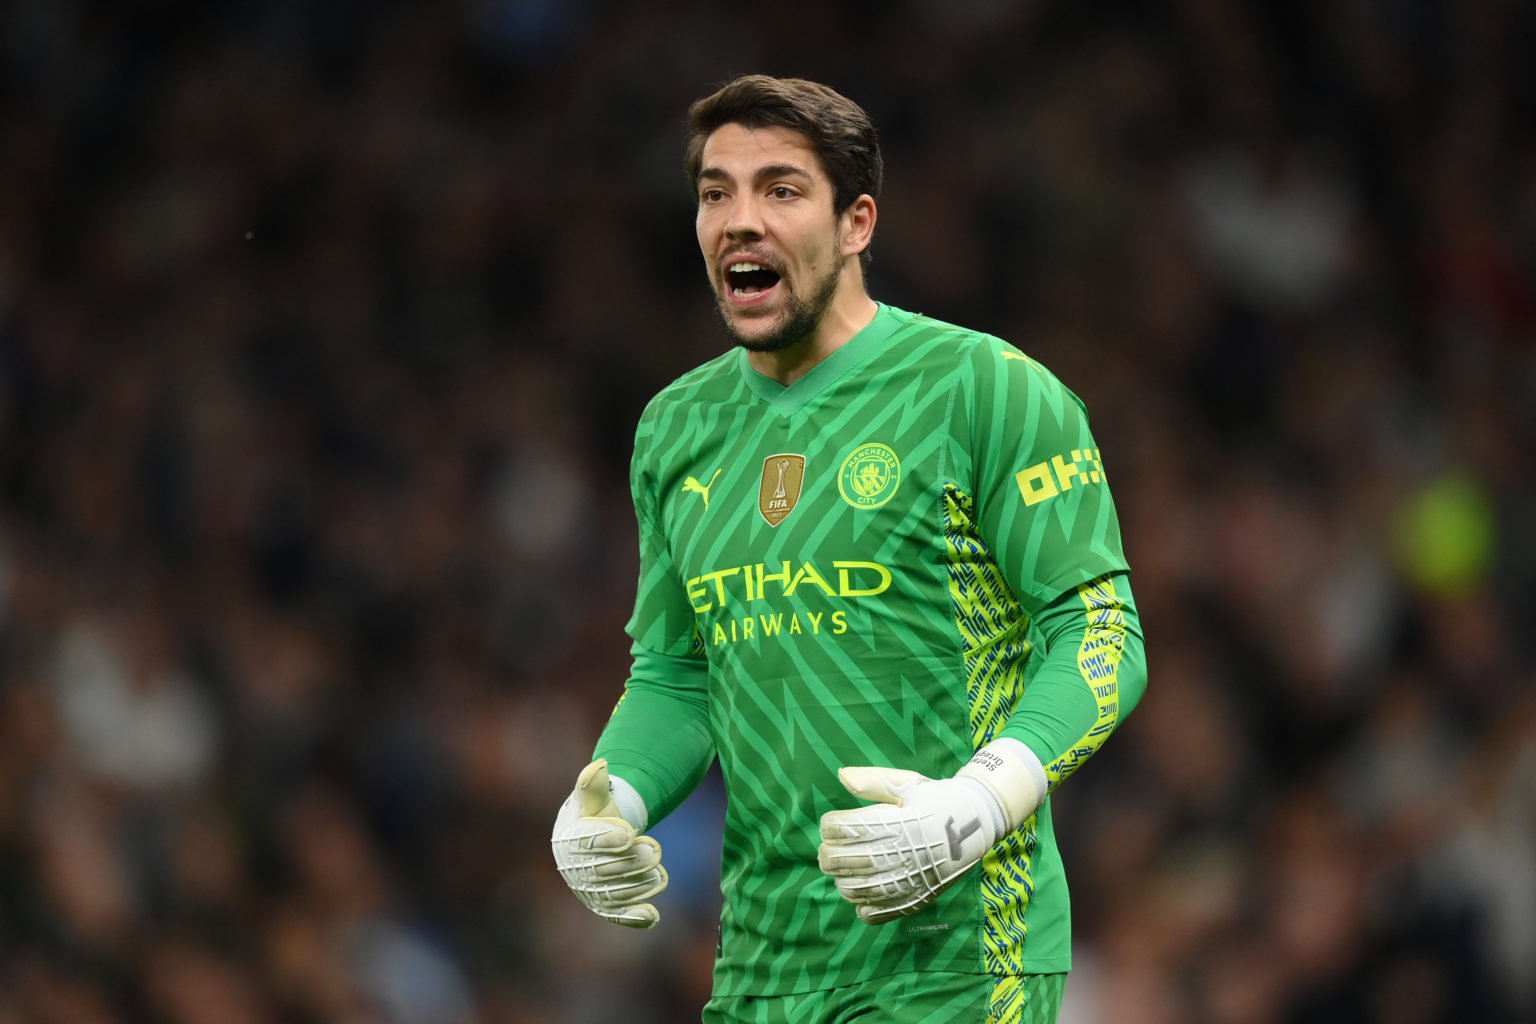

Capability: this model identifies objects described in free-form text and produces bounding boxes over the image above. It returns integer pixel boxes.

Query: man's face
[695,123,845,353]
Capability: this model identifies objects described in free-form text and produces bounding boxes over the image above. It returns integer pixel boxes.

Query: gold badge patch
[758,453,806,527]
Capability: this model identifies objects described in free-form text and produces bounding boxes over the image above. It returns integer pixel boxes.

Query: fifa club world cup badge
[758,454,806,527]
[838,443,901,509]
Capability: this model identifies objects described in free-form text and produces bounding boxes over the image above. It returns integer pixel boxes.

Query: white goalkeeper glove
[551,759,667,929]
[817,739,1048,924]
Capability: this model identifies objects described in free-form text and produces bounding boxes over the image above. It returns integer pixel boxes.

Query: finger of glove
[584,835,662,878]
[818,841,911,877]
[556,838,661,893]
[579,863,668,910]
[836,766,927,805]
[818,805,912,844]
[832,866,929,904]
[577,872,663,908]
[846,864,968,917]
[552,815,637,854]
[593,865,668,906]
[562,847,659,887]
[833,852,969,902]
[576,759,621,818]
[597,901,660,929]
[833,874,900,904]
[857,892,936,925]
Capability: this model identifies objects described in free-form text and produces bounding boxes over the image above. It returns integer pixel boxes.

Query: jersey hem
[709,955,1074,999]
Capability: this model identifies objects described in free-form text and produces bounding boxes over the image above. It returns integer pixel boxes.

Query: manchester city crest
[838,443,901,509]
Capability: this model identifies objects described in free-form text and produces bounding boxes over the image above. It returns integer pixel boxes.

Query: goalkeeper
[552,74,1148,1024]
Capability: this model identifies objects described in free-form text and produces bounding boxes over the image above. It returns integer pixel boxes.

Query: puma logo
[682,468,722,509]
[1002,351,1044,375]
[944,815,981,860]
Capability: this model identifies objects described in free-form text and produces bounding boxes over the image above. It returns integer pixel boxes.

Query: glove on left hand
[817,741,1045,924]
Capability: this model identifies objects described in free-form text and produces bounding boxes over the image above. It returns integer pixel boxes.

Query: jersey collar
[736,304,903,413]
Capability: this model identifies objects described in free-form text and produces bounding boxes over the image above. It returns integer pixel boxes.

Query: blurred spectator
[0,0,1530,1020]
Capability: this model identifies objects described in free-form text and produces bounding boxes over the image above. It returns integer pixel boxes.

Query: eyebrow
[697,163,815,187]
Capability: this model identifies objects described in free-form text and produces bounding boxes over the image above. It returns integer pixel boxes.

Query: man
[551,74,1148,1023]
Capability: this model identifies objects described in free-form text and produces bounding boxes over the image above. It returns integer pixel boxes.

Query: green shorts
[702,972,1066,1024]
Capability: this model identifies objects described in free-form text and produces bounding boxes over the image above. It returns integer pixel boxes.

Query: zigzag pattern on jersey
[1042,575,1126,790]
[978,815,1037,979]
[987,973,1025,1024]
[940,487,1030,744]
[941,484,1034,979]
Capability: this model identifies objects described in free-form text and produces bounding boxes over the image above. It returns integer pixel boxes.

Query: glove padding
[818,741,1046,925]
[818,768,1001,924]
[551,759,667,929]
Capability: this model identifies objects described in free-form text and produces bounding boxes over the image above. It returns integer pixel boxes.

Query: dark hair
[685,75,882,265]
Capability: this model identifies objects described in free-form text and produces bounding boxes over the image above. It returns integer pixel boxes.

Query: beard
[715,256,843,354]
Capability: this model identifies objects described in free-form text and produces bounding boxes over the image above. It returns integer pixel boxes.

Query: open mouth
[726,262,783,300]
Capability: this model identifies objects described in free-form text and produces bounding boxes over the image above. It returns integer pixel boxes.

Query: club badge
[838,443,901,509]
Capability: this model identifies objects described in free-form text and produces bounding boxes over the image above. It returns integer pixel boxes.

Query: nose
[724,193,765,241]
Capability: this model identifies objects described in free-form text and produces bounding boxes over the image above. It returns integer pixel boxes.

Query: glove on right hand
[550,759,667,929]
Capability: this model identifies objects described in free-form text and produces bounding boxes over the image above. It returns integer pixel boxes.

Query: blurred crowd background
[0,0,1533,1021]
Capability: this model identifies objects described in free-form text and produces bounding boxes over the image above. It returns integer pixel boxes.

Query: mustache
[718,249,785,276]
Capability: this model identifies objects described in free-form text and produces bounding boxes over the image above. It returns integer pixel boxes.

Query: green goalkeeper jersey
[596,304,1137,997]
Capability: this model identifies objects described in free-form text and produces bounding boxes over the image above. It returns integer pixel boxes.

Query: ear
[839,194,877,258]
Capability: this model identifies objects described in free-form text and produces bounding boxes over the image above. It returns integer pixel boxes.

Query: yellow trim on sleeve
[1042,576,1126,790]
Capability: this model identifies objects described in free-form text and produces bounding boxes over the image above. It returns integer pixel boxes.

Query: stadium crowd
[0,1,1532,1021]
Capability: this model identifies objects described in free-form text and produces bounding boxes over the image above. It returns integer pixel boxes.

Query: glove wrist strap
[956,738,1047,832]
[609,773,649,832]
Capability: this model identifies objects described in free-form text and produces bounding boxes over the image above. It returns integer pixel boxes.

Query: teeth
[729,263,764,273]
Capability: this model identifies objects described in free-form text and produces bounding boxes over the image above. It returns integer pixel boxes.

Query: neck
[746,283,879,387]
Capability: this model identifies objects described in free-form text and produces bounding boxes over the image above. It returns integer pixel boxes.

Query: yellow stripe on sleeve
[1042,576,1127,790]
